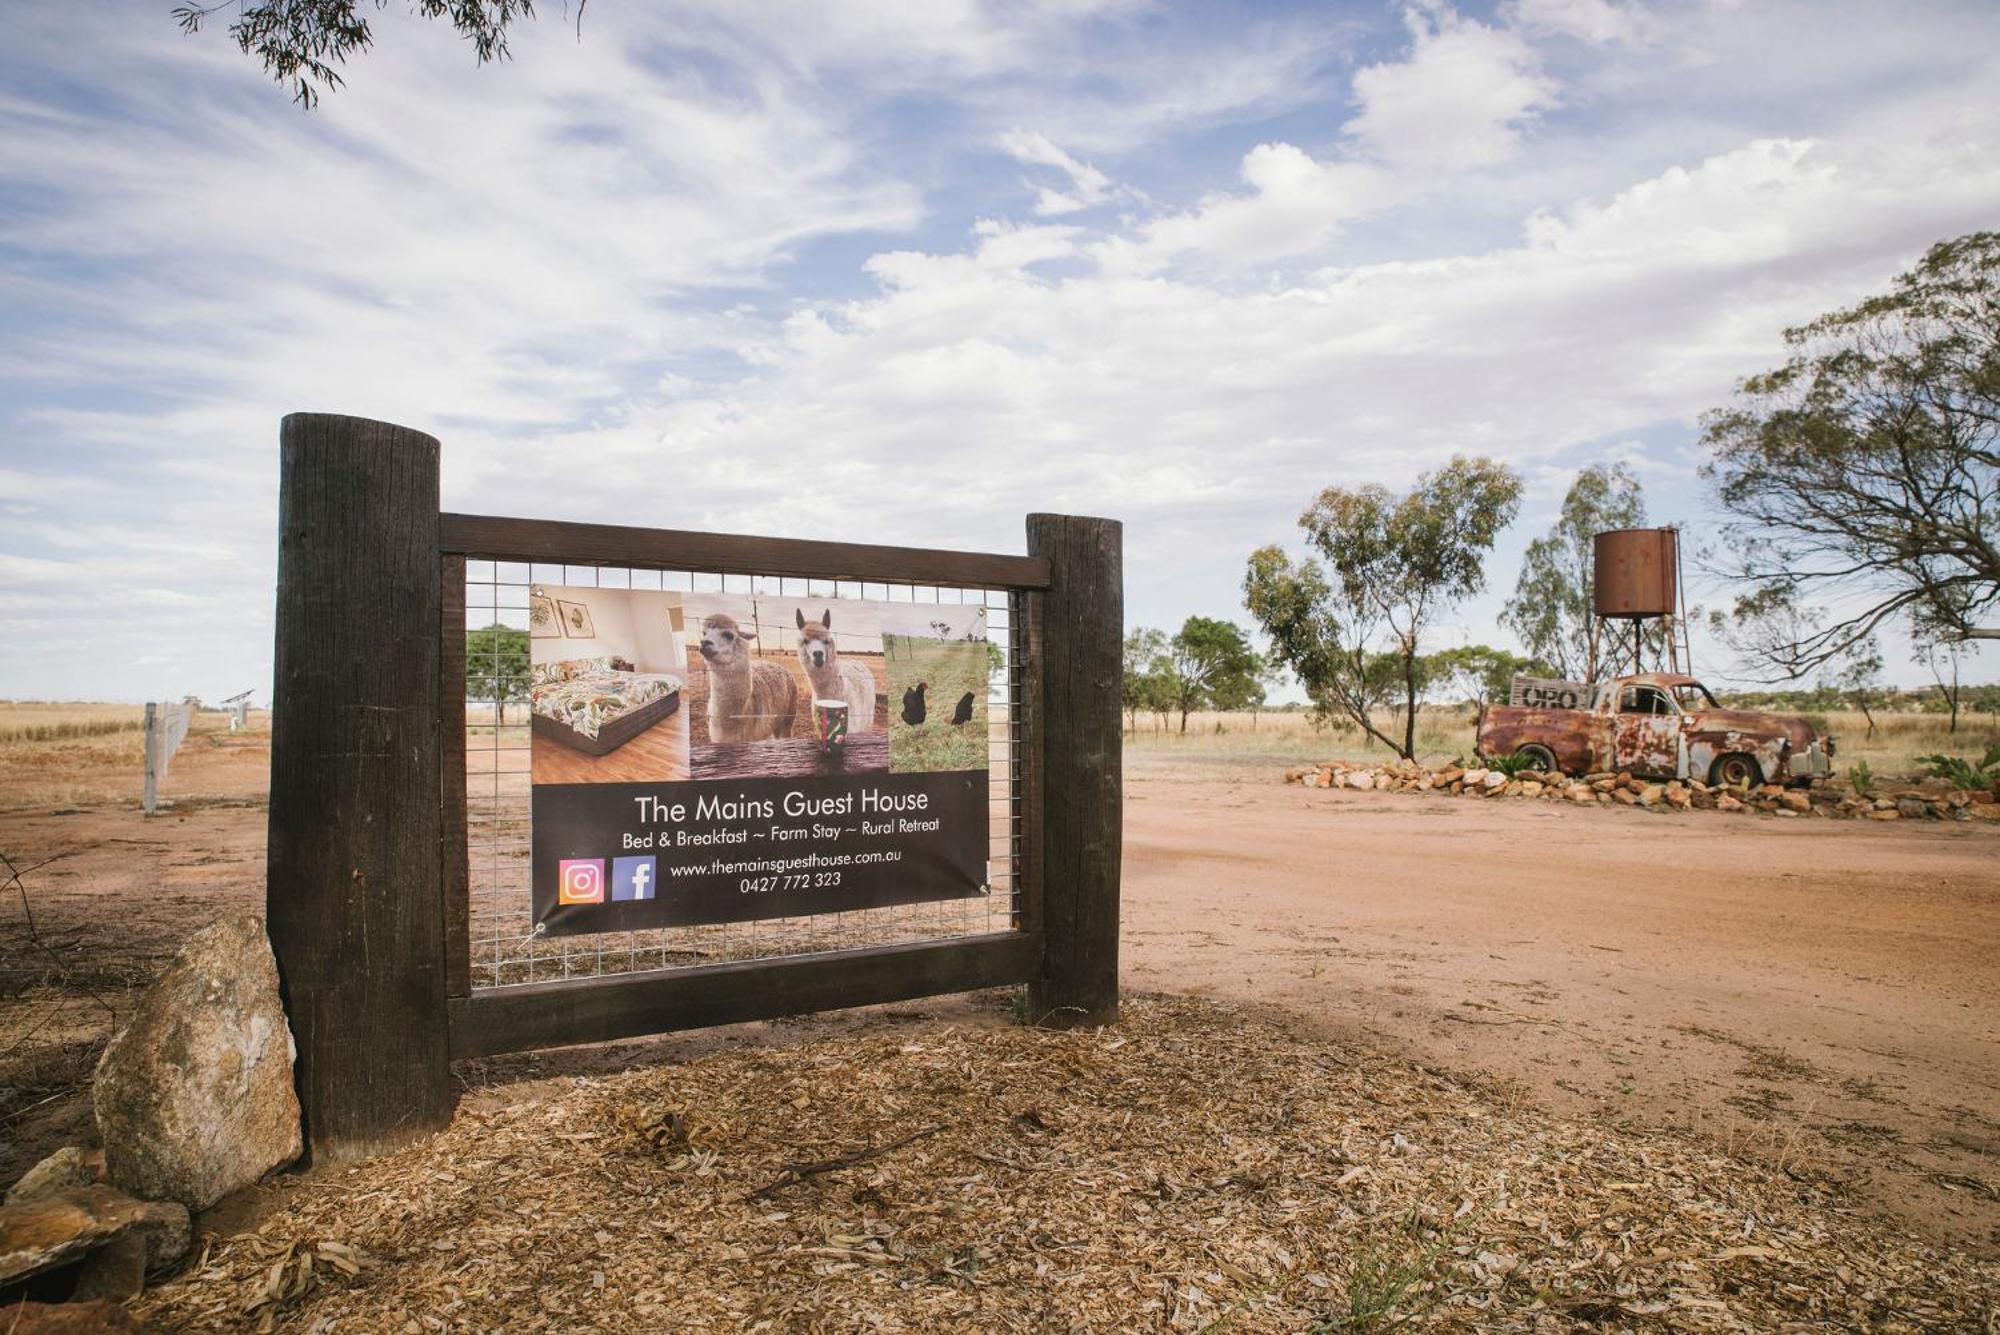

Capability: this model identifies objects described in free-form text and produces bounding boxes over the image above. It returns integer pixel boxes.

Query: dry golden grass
[1832,708,2000,773]
[0,705,270,810]
[1127,707,2000,780]
[0,700,146,743]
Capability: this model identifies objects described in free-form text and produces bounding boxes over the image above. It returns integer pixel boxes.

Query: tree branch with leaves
[174,0,559,106]
[1246,456,1523,761]
[1701,230,2000,675]
[1501,462,1646,680]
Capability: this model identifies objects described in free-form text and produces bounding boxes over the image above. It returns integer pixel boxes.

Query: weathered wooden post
[1025,513,1122,1026]
[267,413,453,1162]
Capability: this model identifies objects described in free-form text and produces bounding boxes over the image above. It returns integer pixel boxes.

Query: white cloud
[1091,4,1565,274]
[1505,0,1658,46]
[1108,145,1392,273]
[3,0,2000,700]
[1347,6,1559,175]
[586,129,2000,666]
[999,129,1122,215]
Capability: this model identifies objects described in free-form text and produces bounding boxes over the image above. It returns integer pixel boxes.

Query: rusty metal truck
[1476,672,1834,787]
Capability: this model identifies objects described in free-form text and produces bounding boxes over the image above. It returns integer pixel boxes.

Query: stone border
[1283,760,2000,823]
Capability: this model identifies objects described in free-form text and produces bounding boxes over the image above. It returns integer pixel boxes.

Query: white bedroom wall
[532,585,640,667]
[628,592,686,676]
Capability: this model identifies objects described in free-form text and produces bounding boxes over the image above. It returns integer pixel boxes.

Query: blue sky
[2,0,1997,702]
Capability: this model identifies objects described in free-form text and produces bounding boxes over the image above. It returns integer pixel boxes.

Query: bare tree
[1826,638,1885,738]
[1701,232,2000,675]
[1913,617,1976,734]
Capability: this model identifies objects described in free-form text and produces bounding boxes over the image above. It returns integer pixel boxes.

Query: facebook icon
[610,856,656,902]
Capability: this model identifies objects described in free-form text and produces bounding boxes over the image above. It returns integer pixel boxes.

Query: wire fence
[462,561,1026,990]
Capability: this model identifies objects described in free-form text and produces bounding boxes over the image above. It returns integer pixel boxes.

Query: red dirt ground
[1122,758,2000,1254]
[2,736,1995,1258]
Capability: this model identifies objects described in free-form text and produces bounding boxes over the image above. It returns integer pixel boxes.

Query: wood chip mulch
[136,996,1998,1332]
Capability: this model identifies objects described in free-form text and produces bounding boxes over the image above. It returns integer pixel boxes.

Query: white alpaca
[699,613,798,743]
[796,608,879,731]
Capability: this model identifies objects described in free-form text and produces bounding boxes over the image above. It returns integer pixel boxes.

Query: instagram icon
[557,858,606,905]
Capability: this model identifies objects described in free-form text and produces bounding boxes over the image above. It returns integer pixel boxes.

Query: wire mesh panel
[460,560,1027,991]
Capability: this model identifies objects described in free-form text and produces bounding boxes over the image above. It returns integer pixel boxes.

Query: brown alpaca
[698,613,797,743]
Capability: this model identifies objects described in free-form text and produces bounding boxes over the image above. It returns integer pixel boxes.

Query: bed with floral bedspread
[530,657,682,756]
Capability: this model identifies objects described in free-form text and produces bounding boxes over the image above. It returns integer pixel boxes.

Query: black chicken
[901,682,928,725]
[950,691,975,725]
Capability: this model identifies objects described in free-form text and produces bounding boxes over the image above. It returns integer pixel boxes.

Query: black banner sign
[524,584,993,935]
[531,770,990,935]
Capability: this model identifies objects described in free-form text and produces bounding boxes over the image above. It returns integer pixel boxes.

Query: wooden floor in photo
[531,701,690,784]
[691,730,890,780]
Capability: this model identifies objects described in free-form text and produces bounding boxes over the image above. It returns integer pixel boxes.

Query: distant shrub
[1915,746,2000,791]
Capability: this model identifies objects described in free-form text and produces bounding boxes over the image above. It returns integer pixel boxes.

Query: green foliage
[1847,759,1875,797]
[1702,231,2000,672]
[1314,1210,1458,1332]
[1123,627,1174,729]
[465,623,530,719]
[1123,620,1269,732]
[1246,456,1524,761]
[1482,750,1542,777]
[1160,617,1262,732]
[1501,463,1647,679]
[176,0,542,107]
[1914,745,2000,790]
[1424,644,1550,708]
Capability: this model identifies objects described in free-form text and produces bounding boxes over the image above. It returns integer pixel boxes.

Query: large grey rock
[0,1184,188,1286]
[93,914,302,1210]
[5,1146,94,1204]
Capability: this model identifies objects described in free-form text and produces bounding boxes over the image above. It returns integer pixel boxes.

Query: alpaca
[698,613,798,743]
[795,608,879,731]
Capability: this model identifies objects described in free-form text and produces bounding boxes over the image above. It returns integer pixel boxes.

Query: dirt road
[1123,762,2000,1253]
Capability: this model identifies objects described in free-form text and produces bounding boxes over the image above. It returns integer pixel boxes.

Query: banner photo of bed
[526,585,994,935]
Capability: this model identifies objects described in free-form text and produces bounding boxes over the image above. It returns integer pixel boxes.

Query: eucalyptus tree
[1703,231,2000,674]
[1246,456,1523,761]
[1501,463,1645,680]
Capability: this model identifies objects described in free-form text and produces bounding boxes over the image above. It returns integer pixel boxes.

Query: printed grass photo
[885,633,989,774]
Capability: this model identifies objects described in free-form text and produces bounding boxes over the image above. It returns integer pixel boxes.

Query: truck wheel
[1514,744,1557,774]
[1710,753,1763,788]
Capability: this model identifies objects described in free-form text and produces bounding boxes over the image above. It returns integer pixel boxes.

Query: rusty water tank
[1593,528,1678,619]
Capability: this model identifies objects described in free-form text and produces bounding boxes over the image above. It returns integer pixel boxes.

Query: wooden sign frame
[265,413,1122,1163]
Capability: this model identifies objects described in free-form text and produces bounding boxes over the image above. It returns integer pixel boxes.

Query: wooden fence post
[1025,513,1122,1027]
[267,412,453,1163]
